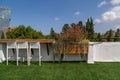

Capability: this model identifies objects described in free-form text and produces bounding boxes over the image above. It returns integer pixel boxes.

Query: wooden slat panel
[54,43,88,55]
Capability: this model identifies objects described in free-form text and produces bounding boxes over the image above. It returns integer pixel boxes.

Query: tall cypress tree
[50,27,55,39]
[85,18,94,40]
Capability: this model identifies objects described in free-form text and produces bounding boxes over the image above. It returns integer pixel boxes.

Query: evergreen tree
[71,23,76,28]
[104,29,114,42]
[97,33,101,41]
[77,21,83,27]
[50,27,56,39]
[114,29,120,41]
[77,21,86,34]
[62,24,69,33]
[85,18,94,40]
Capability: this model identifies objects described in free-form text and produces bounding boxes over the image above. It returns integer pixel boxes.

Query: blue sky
[0,0,120,34]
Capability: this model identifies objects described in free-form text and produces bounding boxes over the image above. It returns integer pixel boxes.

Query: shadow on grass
[1,61,88,66]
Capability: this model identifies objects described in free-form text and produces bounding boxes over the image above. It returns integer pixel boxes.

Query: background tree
[6,25,46,39]
[60,23,87,42]
[77,21,87,36]
[85,18,94,40]
[97,33,101,41]
[77,21,83,27]
[62,24,70,33]
[92,33,100,42]
[114,29,120,41]
[50,27,58,40]
[25,26,34,39]
[71,23,76,28]
[104,29,115,42]
[50,27,55,39]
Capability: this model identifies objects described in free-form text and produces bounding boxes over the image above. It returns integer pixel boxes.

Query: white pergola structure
[30,42,42,66]
[5,39,54,66]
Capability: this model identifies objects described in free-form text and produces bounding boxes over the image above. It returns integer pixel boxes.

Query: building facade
[0,7,11,39]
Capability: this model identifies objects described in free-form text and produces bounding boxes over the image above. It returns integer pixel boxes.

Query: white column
[16,48,19,66]
[27,44,30,66]
[6,45,8,65]
[39,43,41,66]
[87,42,94,64]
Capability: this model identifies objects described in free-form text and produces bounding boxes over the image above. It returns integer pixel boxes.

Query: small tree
[60,23,87,43]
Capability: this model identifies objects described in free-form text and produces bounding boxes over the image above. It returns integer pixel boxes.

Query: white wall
[0,43,86,63]
[2,42,120,63]
[87,42,120,64]
[31,44,86,61]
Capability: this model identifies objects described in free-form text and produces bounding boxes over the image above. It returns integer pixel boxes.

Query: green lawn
[0,62,120,80]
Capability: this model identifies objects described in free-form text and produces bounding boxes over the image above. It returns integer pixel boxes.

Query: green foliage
[77,21,83,26]
[85,17,94,40]
[6,25,46,39]
[92,33,102,42]
[60,22,87,42]
[102,29,120,42]
[49,27,58,40]
[62,24,70,33]
[6,18,120,42]
[104,29,115,42]
[50,27,55,39]
[114,29,120,41]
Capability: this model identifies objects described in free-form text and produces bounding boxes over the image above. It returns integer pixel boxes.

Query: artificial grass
[0,62,120,80]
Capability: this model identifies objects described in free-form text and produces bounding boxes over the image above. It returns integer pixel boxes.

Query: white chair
[17,42,29,65]
[6,42,18,65]
[29,42,42,66]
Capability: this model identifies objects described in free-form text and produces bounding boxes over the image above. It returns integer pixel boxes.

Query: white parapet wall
[87,42,120,64]
[0,43,86,62]
[2,41,120,63]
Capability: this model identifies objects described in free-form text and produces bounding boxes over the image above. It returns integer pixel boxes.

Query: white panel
[93,42,120,62]
[30,42,39,48]
[7,42,16,48]
[17,42,28,48]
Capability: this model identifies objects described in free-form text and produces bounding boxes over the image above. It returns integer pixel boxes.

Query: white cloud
[111,0,120,5]
[102,6,120,21]
[74,11,80,16]
[113,25,120,30]
[95,0,120,32]
[94,19,101,24]
[98,0,108,8]
[54,17,60,21]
